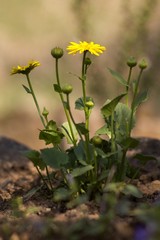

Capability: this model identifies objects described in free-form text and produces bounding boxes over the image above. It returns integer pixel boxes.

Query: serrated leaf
[71,165,93,177]
[39,120,63,145]
[41,147,69,169]
[22,84,31,94]
[101,93,126,118]
[107,68,128,86]
[39,130,63,145]
[114,103,135,142]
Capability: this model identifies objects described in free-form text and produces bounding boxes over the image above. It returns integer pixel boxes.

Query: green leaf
[61,122,78,144]
[75,97,84,110]
[41,148,69,169]
[75,96,94,110]
[120,137,139,150]
[132,79,137,93]
[74,140,95,166]
[53,84,62,93]
[24,186,43,201]
[123,184,143,198]
[107,68,128,86]
[53,188,71,202]
[98,170,109,181]
[22,84,31,94]
[47,120,59,131]
[24,150,46,170]
[39,130,63,145]
[39,120,63,145]
[75,123,89,135]
[134,153,157,165]
[133,91,148,111]
[71,165,93,177]
[74,140,87,166]
[114,103,135,142]
[101,93,126,118]
[96,124,111,137]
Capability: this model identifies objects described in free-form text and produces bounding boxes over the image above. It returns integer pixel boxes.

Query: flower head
[11,60,40,75]
[138,59,148,70]
[67,41,106,56]
[127,56,137,68]
[51,47,64,59]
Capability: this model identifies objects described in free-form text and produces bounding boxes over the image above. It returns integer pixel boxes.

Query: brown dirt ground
[0,135,160,240]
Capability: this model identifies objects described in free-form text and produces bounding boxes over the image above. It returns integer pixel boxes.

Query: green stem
[81,51,91,164]
[55,59,77,146]
[93,147,98,180]
[45,166,54,191]
[128,68,143,135]
[66,94,84,142]
[26,74,46,128]
[119,69,144,181]
[119,149,127,181]
[126,67,132,106]
[111,112,116,155]
[35,166,50,191]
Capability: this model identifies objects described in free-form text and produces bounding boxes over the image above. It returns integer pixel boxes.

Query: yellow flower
[67,41,106,56]
[11,60,40,75]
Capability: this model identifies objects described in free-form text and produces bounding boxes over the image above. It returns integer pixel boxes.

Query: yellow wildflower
[11,60,40,75]
[67,41,106,56]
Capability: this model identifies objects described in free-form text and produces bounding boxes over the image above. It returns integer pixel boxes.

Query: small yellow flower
[11,60,40,75]
[67,41,106,56]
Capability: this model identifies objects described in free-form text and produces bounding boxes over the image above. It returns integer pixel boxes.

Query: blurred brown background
[0,0,160,149]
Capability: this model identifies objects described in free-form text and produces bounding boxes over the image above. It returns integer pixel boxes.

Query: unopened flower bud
[42,107,49,117]
[51,47,64,59]
[127,56,137,68]
[84,57,92,66]
[85,100,94,108]
[138,59,148,70]
[61,84,73,94]
[92,136,102,146]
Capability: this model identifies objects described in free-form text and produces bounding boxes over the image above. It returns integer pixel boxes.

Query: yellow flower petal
[67,41,106,56]
[11,60,40,75]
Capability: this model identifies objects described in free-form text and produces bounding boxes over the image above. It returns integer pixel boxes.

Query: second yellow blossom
[11,60,40,75]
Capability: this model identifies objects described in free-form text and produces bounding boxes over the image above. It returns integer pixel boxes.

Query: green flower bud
[92,136,102,146]
[84,57,92,66]
[51,47,64,59]
[85,100,94,108]
[61,84,73,94]
[127,56,137,68]
[138,59,148,70]
[42,107,49,117]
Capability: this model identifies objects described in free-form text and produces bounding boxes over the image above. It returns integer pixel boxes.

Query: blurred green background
[0,0,160,149]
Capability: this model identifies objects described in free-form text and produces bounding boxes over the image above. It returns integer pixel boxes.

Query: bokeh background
[0,0,160,149]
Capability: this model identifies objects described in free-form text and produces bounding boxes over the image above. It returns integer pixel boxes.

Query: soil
[0,136,160,240]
